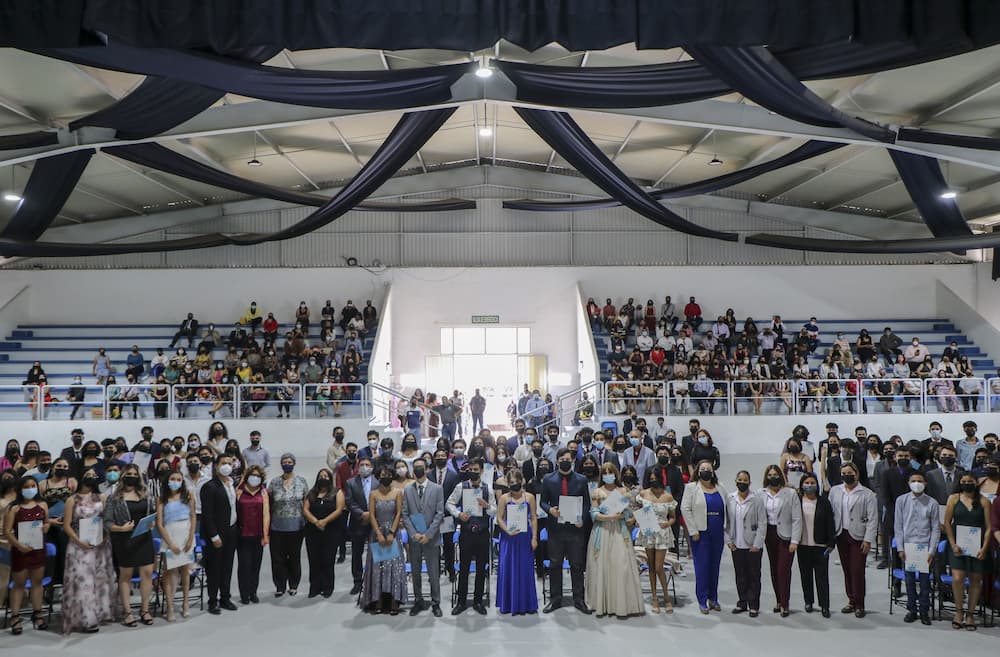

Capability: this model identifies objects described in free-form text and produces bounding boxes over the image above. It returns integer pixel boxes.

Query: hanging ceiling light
[939,189,958,199]
[707,155,723,166]
[939,160,957,199]
[3,168,19,201]
[474,53,493,78]
[247,132,262,167]
[478,126,493,137]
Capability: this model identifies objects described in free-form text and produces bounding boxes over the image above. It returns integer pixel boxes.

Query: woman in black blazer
[796,473,836,617]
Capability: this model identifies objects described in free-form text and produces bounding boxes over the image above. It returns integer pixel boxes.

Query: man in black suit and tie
[540,448,592,614]
[581,432,619,470]
[200,454,239,614]
[429,449,460,582]
[681,418,701,460]
[345,456,375,595]
[170,312,199,349]
[59,427,86,479]
[924,445,963,505]
[505,419,528,456]
[522,438,546,481]
[403,457,445,617]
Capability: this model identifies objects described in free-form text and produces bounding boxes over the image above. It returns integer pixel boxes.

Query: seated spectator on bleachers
[878,327,903,361]
[803,317,820,352]
[636,329,653,354]
[711,316,730,353]
[192,346,211,370]
[339,300,360,331]
[661,296,678,333]
[937,355,959,378]
[363,300,378,331]
[198,322,221,352]
[620,298,636,329]
[586,297,601,332]
[941,340,961,362]
[25,361,45,385]
[223,346,240,372]
[855,329,875,364]
[149,347,168,380]
[262,312,279,340]
[793,328,812,363]
[347,313,365,339]
[303,357,323,384]
[683,296,703,331]
[929,371,960,412]
[174,346,189,366]
[959,372,982,412]
[228,323,248,350]
[125,345,145,381]
[757,326,776,360]
[904,337,930,374]
[602,298,617,330]
[241,301,263,334]
[236,359,252,383]
[92,347,112,385]
[295,301,310,335]
[169,312,199,349]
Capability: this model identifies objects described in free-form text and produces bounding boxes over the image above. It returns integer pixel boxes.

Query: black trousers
[236,536,264,601]
[269,530,303,592]
[457,529,490,603]
[335,516,348,559]
[732,548,762,611]
[205,523,238,605]
[441,531,456,576]
[797,545,830,609]
[547,526,586,603]
[351,532,367,585]
[305,524,339,596]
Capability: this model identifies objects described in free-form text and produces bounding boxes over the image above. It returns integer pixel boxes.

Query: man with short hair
[170,312,199,349]
[522,438,546,481]
[684,296,703,331]
[469,389,487,436]
[60,427,86,479]
[924,445,963,505]
[326,426,347,470]
[919,421,953,467]
[879,327,903,362]
[894,471,938,625]
[242,431,270,472]
[428,449,460,583]
[540,448,592,614]
[345,456,375,594]
[956,420,985,471]
[403,457,445,617]
[903,338,930,374]
[661,296,678,333]
[183,453,212,518]
[446,459,495,615]
[541,424,562,462]
[877,443,917,570]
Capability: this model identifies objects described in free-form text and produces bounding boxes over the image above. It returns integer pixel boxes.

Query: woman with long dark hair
[303,468,345,598]
[156,468,196,621]
[4,476,50,634]
[61,468,115,633]
[106,463,156,626]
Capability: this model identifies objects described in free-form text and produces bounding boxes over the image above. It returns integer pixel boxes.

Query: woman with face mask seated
[236,465,269,605]
[586,463,645,618]
[268,453,309,597]
[303,468,345,599]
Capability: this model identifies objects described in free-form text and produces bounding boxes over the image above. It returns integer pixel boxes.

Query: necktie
[561,475,569,496]
[945,472,952,486]
[418,484,424,500]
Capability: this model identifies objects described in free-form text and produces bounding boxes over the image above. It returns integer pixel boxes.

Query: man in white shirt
[636,330,654,353]
[903,338,930,374]
[661,296,678,333]
[711,317,730,351]
[183,453,212,518]
[894,470,938,625]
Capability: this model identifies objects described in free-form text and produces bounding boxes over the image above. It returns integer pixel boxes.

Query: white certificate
[440,516,456,534]
[481,464,495,491]
[506,504,528,533]
[956,525,982,556]
[18,520,44,550]
[903,542,930,573]
[601,491,628,517]
[463,488,483,517]
[634,505,660,534]
[131,451,152,473]
[78,516,103,546]
[163,520,194,570]
[558,495,582,525]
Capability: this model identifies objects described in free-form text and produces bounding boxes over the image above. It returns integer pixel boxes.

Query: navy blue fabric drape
[0,131,58,151]
[744,232,1000,255]
[0,109,453,257]
[897,128,1000,153]
[686,46,894,143]
[45,40,471,110]
[889,150,972,245]
[0,150,94,240]
[514,107,737,242]
[105,142,474,213]
[504,140,844,211]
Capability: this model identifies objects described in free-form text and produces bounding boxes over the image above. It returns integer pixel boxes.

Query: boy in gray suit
[402,457,445,617]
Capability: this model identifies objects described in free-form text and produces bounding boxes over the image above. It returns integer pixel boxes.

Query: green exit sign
[471,315,500,324]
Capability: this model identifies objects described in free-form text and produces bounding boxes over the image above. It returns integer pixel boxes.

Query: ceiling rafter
[100,151,207,206]
[252,130,320,190]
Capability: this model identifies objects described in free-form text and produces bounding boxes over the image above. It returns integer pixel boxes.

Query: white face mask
[247,475,262,488]
[219,464,233,477]
[909,481,925,495]
[396,468,408,478]
[359,465,373,477]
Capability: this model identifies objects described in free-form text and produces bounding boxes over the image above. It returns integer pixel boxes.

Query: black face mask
[939,455,956,467]
[767,476,783,487]
[81,476,98,488]
[537,467,551,478]
[582,465,597,477]
[379,476,394,487]
[188,463,201,475]
[71,437,83,446]
[434,458,448,468]
[318,479,331,490]
[735,482,750,492]
[698,470,713,482]
[960,483,978,494]
[334,433,345,443]
[347,452,358,461]
[965,428,977,437]
[509,482,523,492]
[788,445,801,454]
[468,473,481,484]
[122,476,140,488]
[403,442,417,451]
[84,448,99,458]
[986,466,999,479]
[53,468,69,477]
[199,455,212,465]
[622,475,637,486]
[37,463,50,473]
[657,455,670,466]
[412,466,426,479]
[842,473,857,485]
[558,461,573,474]
[531,447,543,458]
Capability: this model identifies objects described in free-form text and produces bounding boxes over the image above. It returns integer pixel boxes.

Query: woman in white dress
[636,470,676,613]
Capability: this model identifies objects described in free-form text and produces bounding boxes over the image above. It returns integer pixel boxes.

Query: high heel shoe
[10,617,23,635]
[31,611,48,631]
[651,599,661,614]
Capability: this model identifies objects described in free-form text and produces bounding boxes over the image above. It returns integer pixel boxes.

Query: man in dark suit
[59,427,86,479]
[919,421,954,468]
[540,448,592,614]
[359,430,380,461]
[505,419,528,455]
[521,438,546,481]
[681,418,701,460]
[877,443,917,570]
[345,456,375,595]
[581,432,619,470]
[924,445,963,505]
[429,449,460,582]
[200,454,239,614]
[170,312,199,349]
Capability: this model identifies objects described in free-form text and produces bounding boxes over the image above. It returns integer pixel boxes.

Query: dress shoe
[804,604,814,613]
[250,595,260,604]
[821,608,831,618]
[773,605,781,613]
[542,600,562,613]
[574,600,593,615]
[410,605,423,617]
[731,605,747,614]
[219,600,238,611]
[748,610,759,618]
[780,609,790,618]
[473,602,488,615]
[208,604,221,615]
[240,597,250,605]
[876,561,888,570]
[854,609,866,619]
[920,614,931,626]
[904,611,918,623]
[451,602,468,616]
[432,605,443,618]
[841,604,855,614]
[350,584,362,595]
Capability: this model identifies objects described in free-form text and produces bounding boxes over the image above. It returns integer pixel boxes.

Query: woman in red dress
[5,476,50,634]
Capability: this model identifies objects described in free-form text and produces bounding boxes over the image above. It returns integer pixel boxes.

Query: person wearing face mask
[345,456,376,594]
[5,477,51,634]
[360,430,381,461]
[391,459,412,492]
[956,420,985,472]
[326,426,348,471]
[303,468,345,599]
[427,449,460,583]
[106,464,156,626]
[92,346,112,385]
[60,468,114,634]
[621,430,656,484]
[60,428,86,479]
[267,453,308,597]
[978,456,999,501]
[200,455,239,615]
[725,471,766,617]
[925,445,964,505]
[681,460,728,614]
[876,444,917,571]
[586,463,644,618]
[893,471,939,625]
[498,467,541,615]
[39,457,76,585]
[796,473,835,618]
[539,449,592,614]
[943,473,992,630]
[760,466,801,617]
[182,453,211,520]
[638,469,677,613]
[0,470,17,611]
[446,459,496,615]
[362,465,407,615]
[156,470,197,621]
[521,438,546,481]
[829,463,877,617]
[236,465,269,604]
[402,457,445,617]
[399,433,421,469]
[779,437,813,491]
[689,429,721,479]
[920,421,953,466]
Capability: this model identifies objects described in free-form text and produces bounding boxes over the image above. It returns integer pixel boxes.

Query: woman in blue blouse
[268,453,309,597]
[681,459,728,614]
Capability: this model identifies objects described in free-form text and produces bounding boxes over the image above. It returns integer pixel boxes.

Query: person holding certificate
[893,470,938,626]
[106,463,156,627]
[943,472,992,631]
[361,465,407,615]
[402,457,445,617]
[156,470,197,621]
[540,448,592,614]
[495,470,538,615]
[445,459,496,615]
[61,470,114,634]
[4,476,50,634]
[586,463,645,618]
[637,469,677,613]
